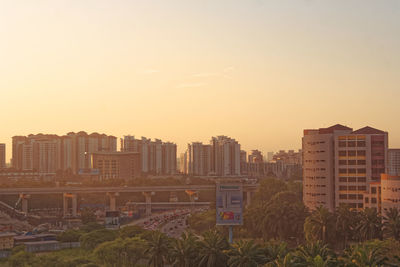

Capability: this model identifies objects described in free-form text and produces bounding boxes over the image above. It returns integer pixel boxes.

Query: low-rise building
[92,152,141,180]
[0,232,16,250]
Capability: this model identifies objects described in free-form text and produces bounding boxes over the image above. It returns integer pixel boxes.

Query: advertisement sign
[216,184,243,225]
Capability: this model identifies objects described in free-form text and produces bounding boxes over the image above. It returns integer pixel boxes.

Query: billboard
[216,184,243,225]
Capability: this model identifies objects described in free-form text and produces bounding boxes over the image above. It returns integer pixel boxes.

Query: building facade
[12,132,117,174]
[121,136,177,176]
[302,124,388,212]
[0,144,5,169]
[388,149,400,176]
[92,152,141,180]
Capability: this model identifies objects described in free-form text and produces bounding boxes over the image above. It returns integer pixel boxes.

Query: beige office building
[303,124,388,212]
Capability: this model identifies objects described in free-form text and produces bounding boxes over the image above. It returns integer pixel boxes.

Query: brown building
[12,132,117,174]
[92,152,141,180]
[0,232,16,250]
[303,124,388,212]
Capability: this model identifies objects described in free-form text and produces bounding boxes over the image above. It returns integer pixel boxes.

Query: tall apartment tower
[210,136,241,176]
[185,142,211,176]
[121,136,177,176]
[0,144,5,169]
[388,149,400,176]
[303,124,388,212]
[12,132,117,174]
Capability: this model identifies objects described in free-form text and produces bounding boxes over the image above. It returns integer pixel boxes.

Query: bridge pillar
[63,193,69,217]
[19,194,30,215]
[63,193,78,217]
[143,192,154,216]
[107,192,119,211]
[72,194,78,217]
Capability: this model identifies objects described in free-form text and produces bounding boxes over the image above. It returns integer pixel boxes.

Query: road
[0,184,258,195]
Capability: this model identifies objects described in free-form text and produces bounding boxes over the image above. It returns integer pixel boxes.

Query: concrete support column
[107,192,119,211]
[19,194,30,215]
[72,194,78,217]
[21,198,28,214]
[63,193,69,217]
[143,192,154,217]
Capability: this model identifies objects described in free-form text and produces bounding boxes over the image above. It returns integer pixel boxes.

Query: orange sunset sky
[1,0,399,162]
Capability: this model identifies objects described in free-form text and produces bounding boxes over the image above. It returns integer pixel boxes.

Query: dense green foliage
[6,178,400,266]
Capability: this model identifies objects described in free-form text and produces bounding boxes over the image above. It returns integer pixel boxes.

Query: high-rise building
[121,136,177,176]
[92,152,141,180]
[0,144,5,169]
[182,136,241,177]
[12,132,117,174]
[185,142,211,176]
[388,149,400,176]
[303,124,388,212]
[210,136,241,176]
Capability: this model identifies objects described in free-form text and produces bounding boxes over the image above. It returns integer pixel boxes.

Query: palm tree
[304,206,334,243]
[265,253,297,267]
[294,241,337,267]
[197,229,229,267]
[145,231,171,267]
[383,208,400,240]
[263,241,289,264]
[169,232,198,267]
[335,205,357,248]
[341,241,388,267]
[226,240,267,267]
[356,208,382,241]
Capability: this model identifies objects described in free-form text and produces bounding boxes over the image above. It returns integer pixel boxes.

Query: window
[358,168,366,174]
[357,150,366,156]
[371,187,377,194]
[339,186,347,191]
[339,141,346,147]
[348,160,356,165]
[339,151,347,156]
[358,177,366,182]
[358,194,364,200]
[339,160,347,165]
[357,160,366,165]
[357,141,366,147]
[339,177,347,182]
[348,168,356,174]
[348,186,357,190]
[358,186,366,191]
[372,198,377,204]
[348,177,357,182]
[365,197,369,203]
[348,141,356,147]
[348,194,357,200]
[358,203,364,208]
[339,194,347,199]
[348,151,356,156]
[339,168,347,174]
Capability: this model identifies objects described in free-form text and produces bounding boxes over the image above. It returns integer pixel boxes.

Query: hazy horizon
[1,0,400,162]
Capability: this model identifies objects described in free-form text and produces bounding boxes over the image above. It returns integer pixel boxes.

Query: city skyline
[1,1,400,163]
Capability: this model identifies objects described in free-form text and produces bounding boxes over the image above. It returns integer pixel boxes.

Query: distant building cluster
[121,136,177,176]
[180,136,241,177]
[302,124,400,214]
[179,136,302,180]
[11,132,117,174]
[0,132,178,181]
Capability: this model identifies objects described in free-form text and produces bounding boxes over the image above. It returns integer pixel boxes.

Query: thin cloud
[176,82,206,88]
[223,66,235,73]
[191,73,219,78]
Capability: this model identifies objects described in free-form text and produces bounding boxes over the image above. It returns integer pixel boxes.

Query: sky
[1,0,400,162]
